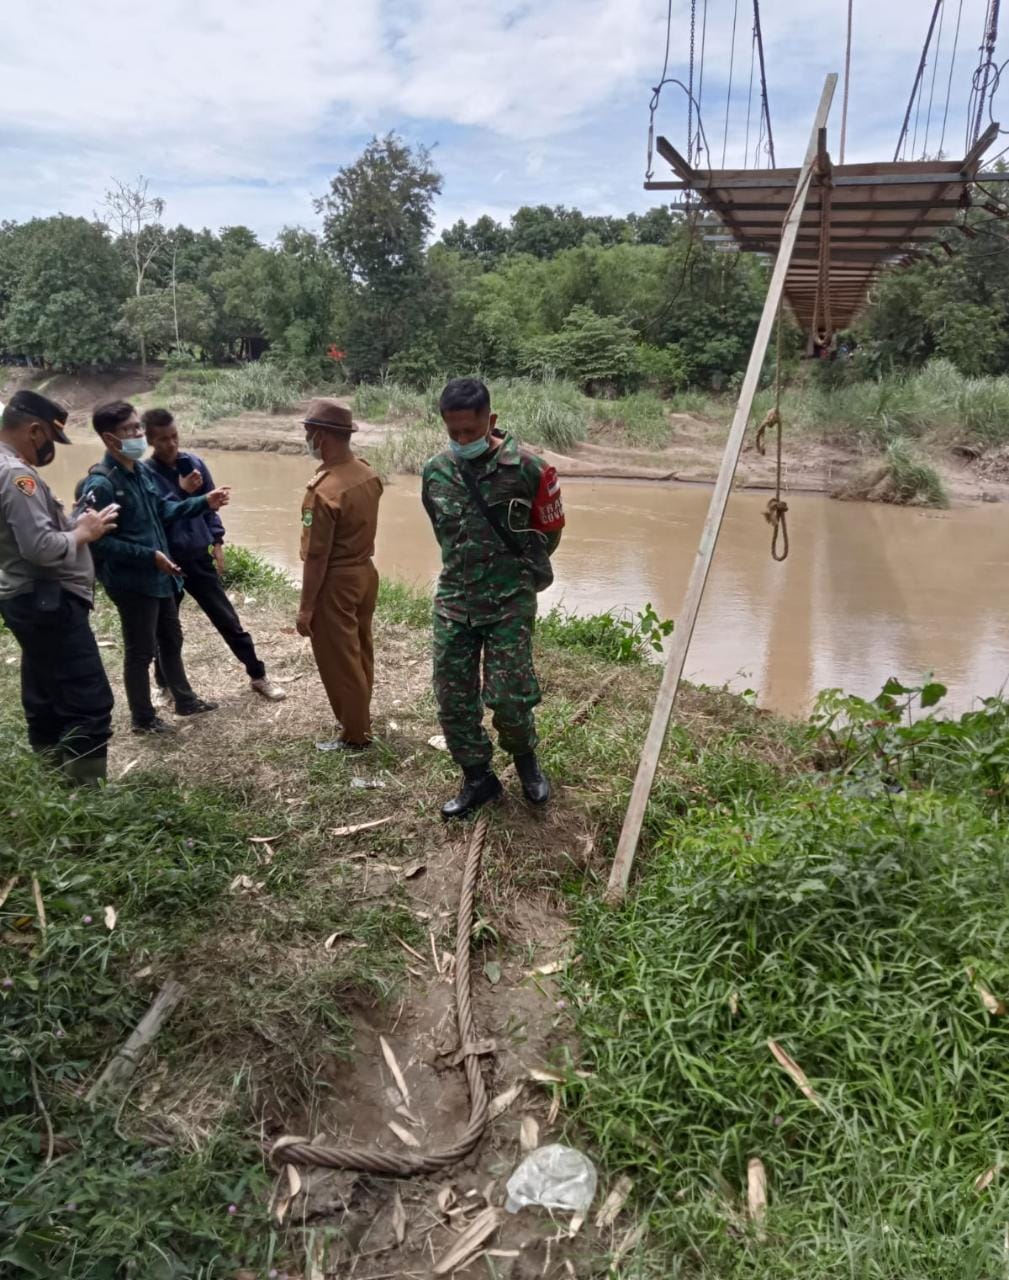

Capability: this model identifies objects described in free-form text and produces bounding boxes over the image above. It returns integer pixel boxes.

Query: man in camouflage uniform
[422,377,565,820]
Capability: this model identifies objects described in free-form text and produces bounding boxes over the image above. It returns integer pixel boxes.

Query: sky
[1,0,1004,242]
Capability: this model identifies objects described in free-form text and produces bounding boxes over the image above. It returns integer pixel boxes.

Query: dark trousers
[0,589,114,760]
[154,551,264,687]
[108,588,196,726]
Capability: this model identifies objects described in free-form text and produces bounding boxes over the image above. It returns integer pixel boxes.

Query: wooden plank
[962,122,1000,175]
[86,979,185,1101]
[607,74,838,905]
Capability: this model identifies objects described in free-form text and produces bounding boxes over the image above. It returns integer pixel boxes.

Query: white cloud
[0,0,1001,235]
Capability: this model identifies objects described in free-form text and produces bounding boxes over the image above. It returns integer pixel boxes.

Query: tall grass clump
[491,375,588,451]
[220,544,294,602]
[188,363,302,425]
[570,681,1009,1277]
[364,417,446,478]
[885,436,949,506]
[591,390,671,448]
[353,379,429,424]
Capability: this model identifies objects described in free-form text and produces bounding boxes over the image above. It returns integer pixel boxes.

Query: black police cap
[6,390,71,444]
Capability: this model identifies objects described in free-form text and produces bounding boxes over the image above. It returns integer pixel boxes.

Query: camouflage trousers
[432,612,541,769]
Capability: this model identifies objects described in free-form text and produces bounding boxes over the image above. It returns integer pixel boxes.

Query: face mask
[120,437,147,461]
[451,434,491,462]
[31,432,55,468]
[305,436,323,461]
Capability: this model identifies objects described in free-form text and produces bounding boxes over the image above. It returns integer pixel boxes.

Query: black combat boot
[514,752,550,806]
[442,765,503,821]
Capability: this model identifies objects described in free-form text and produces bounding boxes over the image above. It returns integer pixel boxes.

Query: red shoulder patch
[14,475,37,497]
[531,464,564,532]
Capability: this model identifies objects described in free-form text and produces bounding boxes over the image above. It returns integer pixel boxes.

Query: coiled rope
[272,673,618,1176]
[754,302,789,562]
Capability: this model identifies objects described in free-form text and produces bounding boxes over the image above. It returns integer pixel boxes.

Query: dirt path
[92,590,647,1276]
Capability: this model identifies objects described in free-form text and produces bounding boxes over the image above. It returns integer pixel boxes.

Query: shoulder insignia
[14,476,37,497]
[302,510,314,527]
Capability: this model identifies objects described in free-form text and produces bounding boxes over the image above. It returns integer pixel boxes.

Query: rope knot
[764,497,790,562]
[753,408,780,457]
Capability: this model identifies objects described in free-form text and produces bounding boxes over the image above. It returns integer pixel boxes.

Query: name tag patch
[302,510,313,527]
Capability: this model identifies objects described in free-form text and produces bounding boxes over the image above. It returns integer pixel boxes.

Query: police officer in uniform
[297,400,383,750]
[0,391,120,784]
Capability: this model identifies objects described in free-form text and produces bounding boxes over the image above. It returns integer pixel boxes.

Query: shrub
[188,363,302,425]
[220,545,293,600]
[522,305,640,394]
[885,436,949,506]
[591,390,670,448]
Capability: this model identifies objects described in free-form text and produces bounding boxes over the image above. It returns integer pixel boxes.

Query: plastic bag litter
[505,1144,597,1215]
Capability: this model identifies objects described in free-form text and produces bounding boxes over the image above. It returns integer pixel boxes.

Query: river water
[45,446,1009,718]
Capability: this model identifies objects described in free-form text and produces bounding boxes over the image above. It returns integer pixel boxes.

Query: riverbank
[4,557,1009,1277]
[6,363,1009,507]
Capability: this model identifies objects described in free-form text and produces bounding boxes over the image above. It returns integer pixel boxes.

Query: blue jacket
[79,455,212,598]
[144,452,225,560]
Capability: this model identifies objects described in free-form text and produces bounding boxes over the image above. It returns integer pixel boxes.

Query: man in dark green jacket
[422,377,565,820]
[78,401,230,734]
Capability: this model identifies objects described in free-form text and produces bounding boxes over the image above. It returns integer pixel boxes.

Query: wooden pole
[606,73,838,905]
[86,979,185,1102]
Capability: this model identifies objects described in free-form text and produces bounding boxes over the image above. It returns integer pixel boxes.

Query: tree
[439,215,511,269]
[0,217,128,368]
[105,177,166,371]
[119,284,215,357]
[318,134,442,377]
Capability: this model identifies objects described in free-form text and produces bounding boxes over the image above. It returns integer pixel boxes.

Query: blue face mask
[120,437,147,461]
[451,434,491,462]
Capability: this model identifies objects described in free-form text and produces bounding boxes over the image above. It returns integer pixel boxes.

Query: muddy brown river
[45,446,1009,718]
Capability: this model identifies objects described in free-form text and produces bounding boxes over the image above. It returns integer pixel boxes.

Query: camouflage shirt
[421,430,564,625]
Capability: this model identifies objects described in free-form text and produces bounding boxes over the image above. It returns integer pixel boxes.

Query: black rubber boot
[442,766,503,821]
[514,752,551,806]
[63,754,107,787]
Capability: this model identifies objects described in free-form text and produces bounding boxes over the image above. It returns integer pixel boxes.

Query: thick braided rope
[272,811,491,1174]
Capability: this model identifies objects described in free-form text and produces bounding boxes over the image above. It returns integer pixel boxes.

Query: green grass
[591,390,671,448]
[884,436,949,507]
[150,362,303,427]
[220,543,294,603]
[568,681,1009,1277]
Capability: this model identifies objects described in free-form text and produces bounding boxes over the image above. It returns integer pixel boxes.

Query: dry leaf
[767,1039,823,1108]
[0,876,18,910]
[488,1083,524,1120]
[273,1194,291,1225]
[104,905,117,931]
[486,1251,520,1259]
[380,1035,412,1108]
[529,1067,565,1084]
[613,1221,647,1262]
[116,758,140,781]
[547,1091,561,1127]
[395,1104,421,1126]
[568,1213,585,1238]
[520,1115,539,1152]
[728,991,740,1016]
[388,1121,421,1148]
[530,960,565,977]
[392,1188,407,1245]
[448,1038,497,1067]
[747,1157,768,1230]
[595,1175,634,1229]
[437,1185,457,1214]
[134,964,153,979]
[433,1206,503,1275]
[286,1164,302,1199]
[428,734,449,752]
[401,861,426,879]
[330,817,393,837]
[31,877,46,941]
[249,835,283,843]
[975,1165,999,1193]
[228,874,257,893]
[324,931,346,950]
[977,983,1007,1017]
[395,936,428,965]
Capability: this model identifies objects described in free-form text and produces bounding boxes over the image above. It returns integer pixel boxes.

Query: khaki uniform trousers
[310,562,379,744]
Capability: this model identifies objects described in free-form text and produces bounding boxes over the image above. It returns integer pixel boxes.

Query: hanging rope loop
[753,302,790,562]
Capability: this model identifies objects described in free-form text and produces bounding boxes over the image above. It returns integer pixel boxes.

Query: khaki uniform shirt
[0,441,94,603]
[300,457,383,569]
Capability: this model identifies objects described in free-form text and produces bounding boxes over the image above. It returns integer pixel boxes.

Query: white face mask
[120,437,147,461]
[305,432,323,461]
